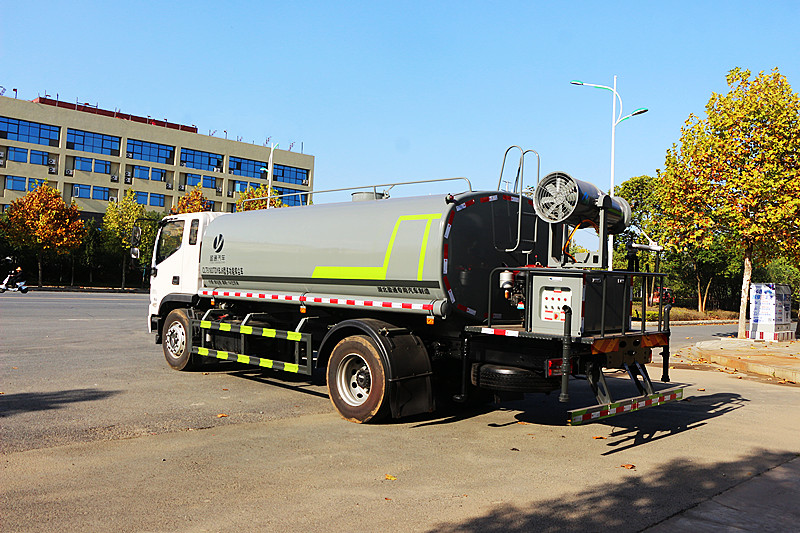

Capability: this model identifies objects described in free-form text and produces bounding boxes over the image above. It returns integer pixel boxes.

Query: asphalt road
[2,292,798,532]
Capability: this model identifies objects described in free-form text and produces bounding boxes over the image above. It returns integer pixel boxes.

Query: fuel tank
[199,191,540,319]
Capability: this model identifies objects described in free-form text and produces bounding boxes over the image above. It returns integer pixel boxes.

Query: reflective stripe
[240,325,253,335]
[192,347,301,374]
[199,289,435,312]
[568,387,684,425]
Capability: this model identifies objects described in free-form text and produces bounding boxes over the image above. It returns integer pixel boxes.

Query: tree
[659,68,800,336]
[171,185,211,214]
[102,190,144,289]
[0,185,86,286]
[235,184,284,211]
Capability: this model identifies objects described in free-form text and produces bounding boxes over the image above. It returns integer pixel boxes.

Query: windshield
[155,220,185,264]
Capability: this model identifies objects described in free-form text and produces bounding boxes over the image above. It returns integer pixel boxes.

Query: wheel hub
[355,368,371,389]
[337,353,372,407]
[166,322,186,357]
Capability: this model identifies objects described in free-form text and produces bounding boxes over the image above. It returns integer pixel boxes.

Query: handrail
[495,146,541,252]
[241,176,473,205]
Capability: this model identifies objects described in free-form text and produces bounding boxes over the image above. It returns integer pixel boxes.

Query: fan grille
[534,172,579,223]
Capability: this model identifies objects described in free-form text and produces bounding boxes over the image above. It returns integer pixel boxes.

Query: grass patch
[633,307,738,322]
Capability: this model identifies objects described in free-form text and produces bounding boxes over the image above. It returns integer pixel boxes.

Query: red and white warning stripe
[200,289,434,311]
[478,327,520,337]
[568,387,684,425]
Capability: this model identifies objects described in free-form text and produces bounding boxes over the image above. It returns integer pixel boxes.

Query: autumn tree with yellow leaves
[235,184,284,211]
[0,184,86,287]
[171,185,212,214]
[659,68,800,337]
[102,190,144,289]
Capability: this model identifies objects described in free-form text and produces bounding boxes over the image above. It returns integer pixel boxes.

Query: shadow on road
[0,388,121,417]
[429,449,798,533]
[595,392,748,455]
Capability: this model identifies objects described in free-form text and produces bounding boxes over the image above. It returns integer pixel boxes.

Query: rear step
[567,386,685,425]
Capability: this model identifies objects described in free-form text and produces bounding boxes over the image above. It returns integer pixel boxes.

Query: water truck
[132,149,682,424]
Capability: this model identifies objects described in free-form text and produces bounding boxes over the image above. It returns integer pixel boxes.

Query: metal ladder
[496,146,540,253]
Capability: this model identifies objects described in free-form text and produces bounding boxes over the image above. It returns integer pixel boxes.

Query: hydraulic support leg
[453,335,471,403]
[559,306,572,403]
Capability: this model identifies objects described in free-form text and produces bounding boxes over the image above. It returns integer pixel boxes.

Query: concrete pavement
[648,332,800,531]
[645,455,800,532]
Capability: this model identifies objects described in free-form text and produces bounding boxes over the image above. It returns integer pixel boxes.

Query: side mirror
[130,226,142,247]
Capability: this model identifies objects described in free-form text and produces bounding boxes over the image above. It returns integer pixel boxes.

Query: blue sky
[2,1,798,202]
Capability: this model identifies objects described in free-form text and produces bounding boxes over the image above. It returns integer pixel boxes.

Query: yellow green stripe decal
[192,347,301,373]
[196,320,307,343]
[312,213,442,281]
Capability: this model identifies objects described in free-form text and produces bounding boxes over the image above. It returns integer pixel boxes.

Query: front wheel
[162,309,198,370]
[327,335,389,423]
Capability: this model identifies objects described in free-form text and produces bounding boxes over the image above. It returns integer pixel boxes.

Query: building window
[94,159,111,174]
[202,175,216,189]
[92,186,110,201]
[180,148,222,172]
[151,168,166,182]
[66,128,121,156]
[75,157,93,172]
[234,180,250,192]
[229,156,268,179]
[126,139,175,165]
[28,178,46,191]
[73,184,91,198]
[0,116,60,146]
[5,176,27,191]
[273,164,309,186]
[273,186,307,206]
[7,147,27,163]
[186,173,201,187]
[133,165,150,180]
[135,191,148,205]
[30,150,49,166]
[149,193,165,207]
[250,182,260,189]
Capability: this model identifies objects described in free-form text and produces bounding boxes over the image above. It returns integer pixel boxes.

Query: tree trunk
[737,246,753,339]
[702,277,714,314]
[121,252,127,289]
[70,255,75,287]
[37,252,43,288]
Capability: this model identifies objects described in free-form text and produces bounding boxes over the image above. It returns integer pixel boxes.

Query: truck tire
[162,309,197,371]
[327,335,389,423]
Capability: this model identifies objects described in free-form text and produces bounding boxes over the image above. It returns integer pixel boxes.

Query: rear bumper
[568,386,685,425]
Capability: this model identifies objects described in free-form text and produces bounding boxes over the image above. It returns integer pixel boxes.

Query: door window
[155,220,185,264]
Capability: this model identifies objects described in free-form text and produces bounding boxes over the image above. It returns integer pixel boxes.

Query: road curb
[689,339,800,383]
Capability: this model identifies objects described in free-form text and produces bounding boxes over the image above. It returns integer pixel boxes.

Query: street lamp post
[570,76,648,270]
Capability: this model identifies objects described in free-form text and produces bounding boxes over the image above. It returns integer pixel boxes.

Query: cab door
[148,217,190,332]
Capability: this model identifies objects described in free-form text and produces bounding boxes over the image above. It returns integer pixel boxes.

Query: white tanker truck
[132,156,683,424]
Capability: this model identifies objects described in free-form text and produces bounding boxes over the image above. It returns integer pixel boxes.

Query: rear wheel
[162,309,198,370]
[327,335,389,423]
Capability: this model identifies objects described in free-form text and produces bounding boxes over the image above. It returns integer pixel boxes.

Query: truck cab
[147,212,223,339]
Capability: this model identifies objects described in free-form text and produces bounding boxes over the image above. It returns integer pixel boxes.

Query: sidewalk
[648,334,800,531]
[687,336,800,383]
[645,455,800,532]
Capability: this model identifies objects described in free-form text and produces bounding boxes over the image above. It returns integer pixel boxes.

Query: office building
[0,95,314,216]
